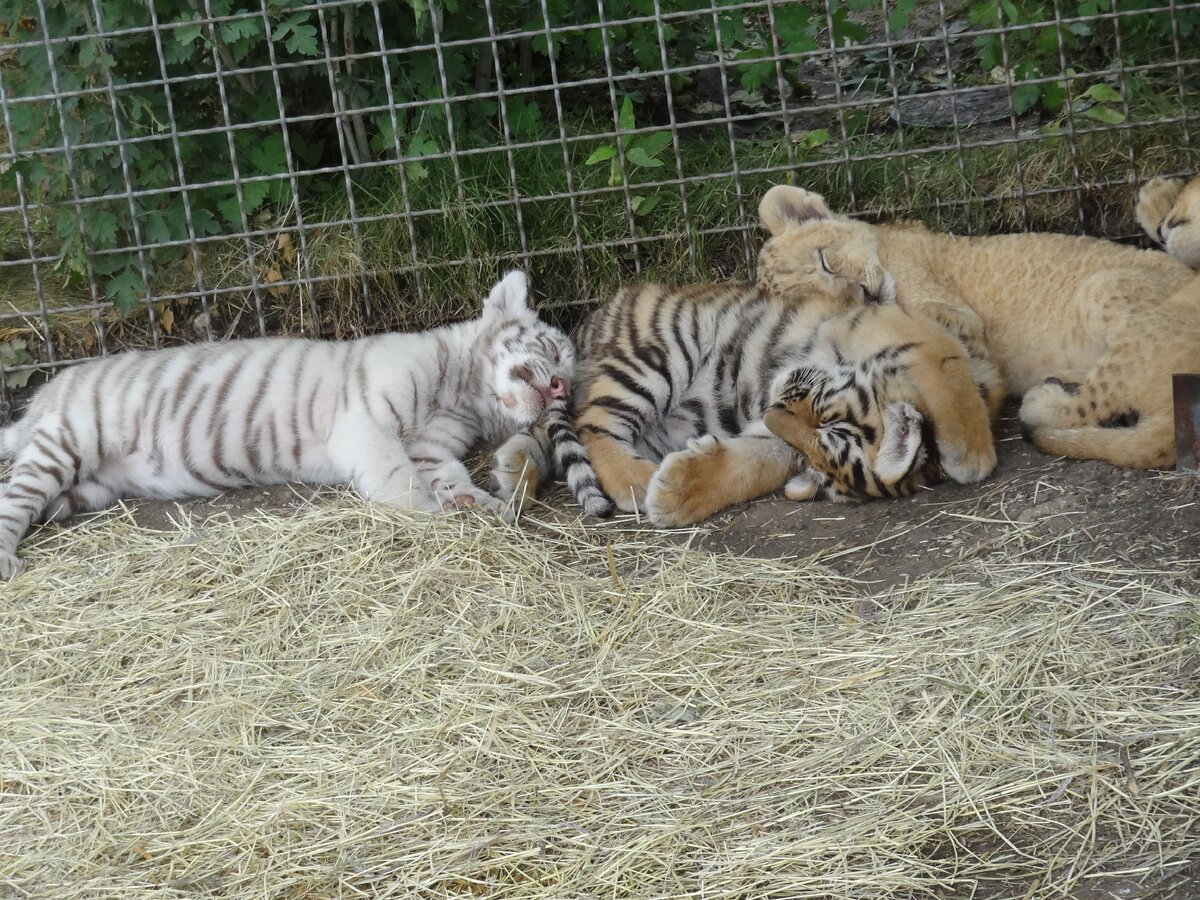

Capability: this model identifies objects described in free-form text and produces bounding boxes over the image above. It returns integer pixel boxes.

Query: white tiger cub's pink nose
[548,376,568,400]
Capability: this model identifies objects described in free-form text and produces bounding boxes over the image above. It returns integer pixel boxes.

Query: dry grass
[1,496,1198,898]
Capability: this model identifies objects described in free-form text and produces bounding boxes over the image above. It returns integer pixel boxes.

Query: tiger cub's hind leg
[43,479,121,522]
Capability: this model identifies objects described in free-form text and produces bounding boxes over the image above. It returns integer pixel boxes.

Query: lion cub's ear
[759,185,835,235]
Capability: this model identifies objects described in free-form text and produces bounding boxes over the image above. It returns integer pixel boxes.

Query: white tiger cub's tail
[544,401,615,518]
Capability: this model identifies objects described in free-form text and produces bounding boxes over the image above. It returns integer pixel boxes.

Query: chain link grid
[0,0,1197,397]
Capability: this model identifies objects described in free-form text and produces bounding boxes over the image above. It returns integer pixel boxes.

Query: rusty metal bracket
[1173,374,1200,471]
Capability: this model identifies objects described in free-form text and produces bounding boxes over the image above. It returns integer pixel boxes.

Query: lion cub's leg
[644,421,796,527]
[897,321,998,484]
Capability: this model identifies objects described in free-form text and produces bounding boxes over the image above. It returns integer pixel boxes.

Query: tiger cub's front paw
[644,438,730,528]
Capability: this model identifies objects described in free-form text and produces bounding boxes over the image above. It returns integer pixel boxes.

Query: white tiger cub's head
[479,270,577,427]
[756,185,897,308]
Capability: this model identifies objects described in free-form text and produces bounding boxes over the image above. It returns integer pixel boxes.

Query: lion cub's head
[1136,174,1200,269]
[756,185,896,308]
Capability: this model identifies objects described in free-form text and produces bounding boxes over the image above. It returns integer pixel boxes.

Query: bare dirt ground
[695,404,1200,594]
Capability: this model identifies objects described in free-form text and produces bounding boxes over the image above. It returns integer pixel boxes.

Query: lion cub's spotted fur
[759,184,1200,469]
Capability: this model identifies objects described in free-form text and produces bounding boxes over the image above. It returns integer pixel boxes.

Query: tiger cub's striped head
[763,366,938,503]
[480,271,577,427]
[756,185,896,309]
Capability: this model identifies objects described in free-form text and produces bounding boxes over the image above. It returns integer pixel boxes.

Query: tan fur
[758,185,1200,469]
[761,302,1001,495]
[646,432,796,527]
[1137,173,1200,269]
[577,285,997,526]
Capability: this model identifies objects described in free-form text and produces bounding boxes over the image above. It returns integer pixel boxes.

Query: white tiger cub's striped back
[0,271,575,580]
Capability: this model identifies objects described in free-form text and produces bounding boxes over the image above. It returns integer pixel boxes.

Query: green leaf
[143,210,172,245]
[618,95,635,140]
[1011,83,1041,116]
[191,209,221,237]
[85,209,120,248]
[631,194,661,216]
[632,131,673,159]
[1041,81,1066,111]
[625,146,664,168]
[107,266,147,316]
[586,146,617,165]
[798,128,830,150]
[1085,104,1126,124]
[273,13,319,56]
[250,133,288,175]
[1083,83,1123,103]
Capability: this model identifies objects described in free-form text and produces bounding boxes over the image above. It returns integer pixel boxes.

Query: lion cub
[758,185,1200,469]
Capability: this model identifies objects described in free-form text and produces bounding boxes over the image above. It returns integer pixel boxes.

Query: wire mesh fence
[1,0,1198,397]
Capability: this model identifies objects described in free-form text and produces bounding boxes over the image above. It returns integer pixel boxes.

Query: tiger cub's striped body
[492,281,1000,527]
[0,271,573,579]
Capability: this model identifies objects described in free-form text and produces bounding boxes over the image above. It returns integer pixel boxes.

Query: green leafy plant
[968,0,1199,114]
[585,96,672,197]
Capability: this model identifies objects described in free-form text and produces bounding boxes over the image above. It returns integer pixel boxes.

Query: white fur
[0,271,574,580]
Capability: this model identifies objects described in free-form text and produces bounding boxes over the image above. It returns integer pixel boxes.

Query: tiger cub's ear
[483,269,532,320]
[759,185,836,235]
[874,401,927,485]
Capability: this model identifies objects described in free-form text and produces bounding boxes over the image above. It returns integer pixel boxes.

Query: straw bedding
[1,496,1198,898]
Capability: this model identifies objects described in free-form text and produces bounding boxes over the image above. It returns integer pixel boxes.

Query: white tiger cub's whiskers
[0,270,574,580]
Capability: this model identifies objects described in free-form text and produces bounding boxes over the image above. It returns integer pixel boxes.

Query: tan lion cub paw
[1019,378,1085,431]
[937,436,997,484]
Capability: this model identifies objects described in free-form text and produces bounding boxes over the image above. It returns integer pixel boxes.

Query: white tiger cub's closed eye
[0,269,575,580]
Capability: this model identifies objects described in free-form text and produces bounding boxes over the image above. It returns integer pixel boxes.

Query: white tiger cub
[0,270,574,579]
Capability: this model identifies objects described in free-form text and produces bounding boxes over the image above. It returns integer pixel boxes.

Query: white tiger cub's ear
[874,401,927,486]
[759,185,835,235]
[483,270,531,319]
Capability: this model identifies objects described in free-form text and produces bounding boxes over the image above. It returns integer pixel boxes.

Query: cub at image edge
[0,271,574,581]
[757,182,1200,470]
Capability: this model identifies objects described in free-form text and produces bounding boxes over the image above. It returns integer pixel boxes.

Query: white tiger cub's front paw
[432,480,516,524]
[0,549,24,581]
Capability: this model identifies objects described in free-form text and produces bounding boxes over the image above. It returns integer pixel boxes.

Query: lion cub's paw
[644,439,728,528]
[1019,380,1084,431]
[1136,176,1186,242]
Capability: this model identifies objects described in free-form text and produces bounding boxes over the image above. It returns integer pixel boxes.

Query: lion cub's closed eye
[757,186,897,308]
